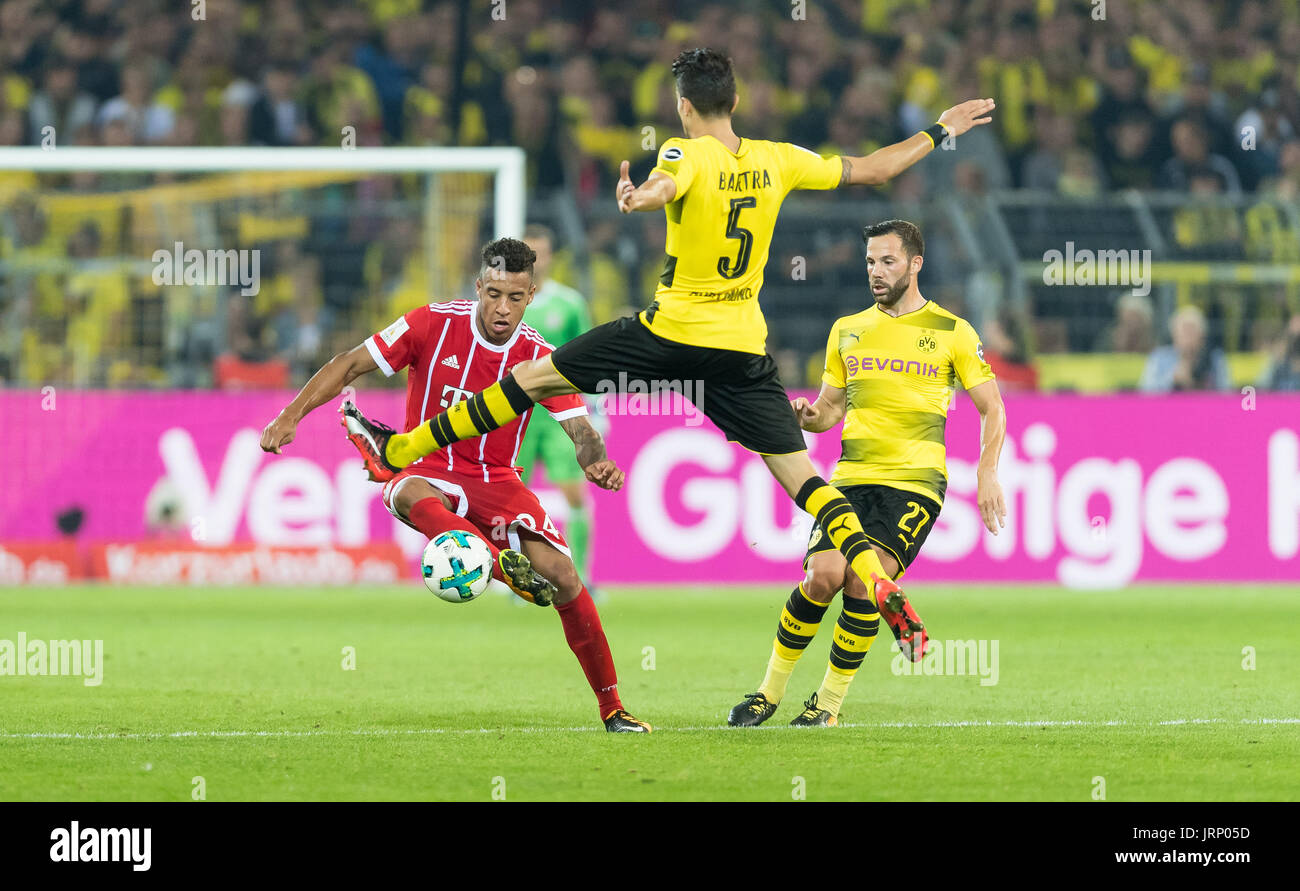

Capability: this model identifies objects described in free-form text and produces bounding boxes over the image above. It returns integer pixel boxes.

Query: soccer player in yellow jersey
[730,220,1008,727]
[350,48,997,622]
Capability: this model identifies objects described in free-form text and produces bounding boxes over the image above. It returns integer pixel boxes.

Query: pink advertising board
[8,390,1299,587]
[585,391,1299,587]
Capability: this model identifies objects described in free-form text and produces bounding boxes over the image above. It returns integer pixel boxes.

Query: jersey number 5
[717,196,756,280]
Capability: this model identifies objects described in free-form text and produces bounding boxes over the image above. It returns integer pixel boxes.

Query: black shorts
[804,484,942,577]
[549,315,807,455]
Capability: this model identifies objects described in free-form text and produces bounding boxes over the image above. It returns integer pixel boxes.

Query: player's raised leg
[518,532,651,733]
[377,313,661,483]
[386,477,558,607]
[680,351,907,619]
[381,357,572,470]
[764,450,899,598]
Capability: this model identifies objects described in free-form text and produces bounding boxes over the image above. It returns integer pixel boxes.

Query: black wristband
[922,122,949,147]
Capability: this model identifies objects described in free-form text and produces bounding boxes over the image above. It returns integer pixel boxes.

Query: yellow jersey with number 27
[645,134,842,355]
[822,300,995,505]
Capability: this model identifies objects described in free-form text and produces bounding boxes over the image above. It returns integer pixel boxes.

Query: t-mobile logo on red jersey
[440,384,474,408]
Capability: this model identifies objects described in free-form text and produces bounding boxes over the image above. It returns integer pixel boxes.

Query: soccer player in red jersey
[259,238,650,732]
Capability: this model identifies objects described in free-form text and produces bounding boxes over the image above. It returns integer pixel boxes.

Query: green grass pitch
[2,584,1297,801]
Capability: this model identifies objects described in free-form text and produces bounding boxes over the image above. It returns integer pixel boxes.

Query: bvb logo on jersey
[807,524,823,548]
[916,331,938,353]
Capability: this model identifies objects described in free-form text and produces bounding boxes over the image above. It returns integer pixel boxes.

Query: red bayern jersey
[365,300,587,482]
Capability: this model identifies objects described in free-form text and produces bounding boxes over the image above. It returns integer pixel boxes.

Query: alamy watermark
[891,638,999,686]
[594,373,705,427]
[1042,241,1151,297]
[49,822,150,871]
[152,241,260,296]
[0,632,103,686]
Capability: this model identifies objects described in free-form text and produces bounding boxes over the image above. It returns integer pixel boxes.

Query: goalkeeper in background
[518,224,597,581]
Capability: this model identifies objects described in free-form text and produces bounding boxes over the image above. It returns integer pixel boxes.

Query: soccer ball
[421,530,494,603]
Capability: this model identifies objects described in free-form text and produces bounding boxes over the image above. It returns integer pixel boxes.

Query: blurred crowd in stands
[2,0,1300,391]
[4,0,1300,197]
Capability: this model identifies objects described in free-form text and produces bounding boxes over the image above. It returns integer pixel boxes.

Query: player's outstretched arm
[838,98,996,186]
[559,416,625,491]
[967,379,1007,534]
[791,383,847,433]
[615,160,677,213]
[259,343,378,454]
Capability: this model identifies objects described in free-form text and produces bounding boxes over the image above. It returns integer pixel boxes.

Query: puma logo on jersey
[441,355,461,369]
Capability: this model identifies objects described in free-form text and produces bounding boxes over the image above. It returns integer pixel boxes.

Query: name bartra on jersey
[717,169,773,191]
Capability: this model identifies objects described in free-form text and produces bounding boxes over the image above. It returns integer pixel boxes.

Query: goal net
[0,146,525,388]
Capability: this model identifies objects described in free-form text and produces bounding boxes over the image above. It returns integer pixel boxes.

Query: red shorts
[381,466,571,557]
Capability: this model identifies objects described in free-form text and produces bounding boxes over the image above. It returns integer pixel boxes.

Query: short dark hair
[863,219,925,259]
[671,48,735,118]
[481,237,535,277]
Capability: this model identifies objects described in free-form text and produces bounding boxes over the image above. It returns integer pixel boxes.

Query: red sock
[406,496,508,584]
[554,587,622,719]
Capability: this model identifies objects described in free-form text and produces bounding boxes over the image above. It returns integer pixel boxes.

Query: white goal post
[0,145,527,386]
[0,146,527,238]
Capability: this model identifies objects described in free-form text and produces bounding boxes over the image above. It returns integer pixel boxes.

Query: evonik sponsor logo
[845,355,941,379]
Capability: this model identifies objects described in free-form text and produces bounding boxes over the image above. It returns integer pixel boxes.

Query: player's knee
[804,565,842,603]
[763,453,818,499]
[515,358,571,400]
[872,547,901,580]
[393,482,446,519]
[392,484,421,519]
[843,572,872,603]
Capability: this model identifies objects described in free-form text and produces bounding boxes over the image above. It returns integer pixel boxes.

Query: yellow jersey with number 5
[645,135,842,354]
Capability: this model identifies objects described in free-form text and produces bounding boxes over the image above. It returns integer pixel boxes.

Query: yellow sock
[817,665,856,717]
[758,649,800,705]
[384,379,532,468]
[757,584,831,703]
[385,422,437,468]
[816,598,880,716]
[839,547,889,607]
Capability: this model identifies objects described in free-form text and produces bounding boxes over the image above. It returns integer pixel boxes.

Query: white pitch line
[2,717,1298,742]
